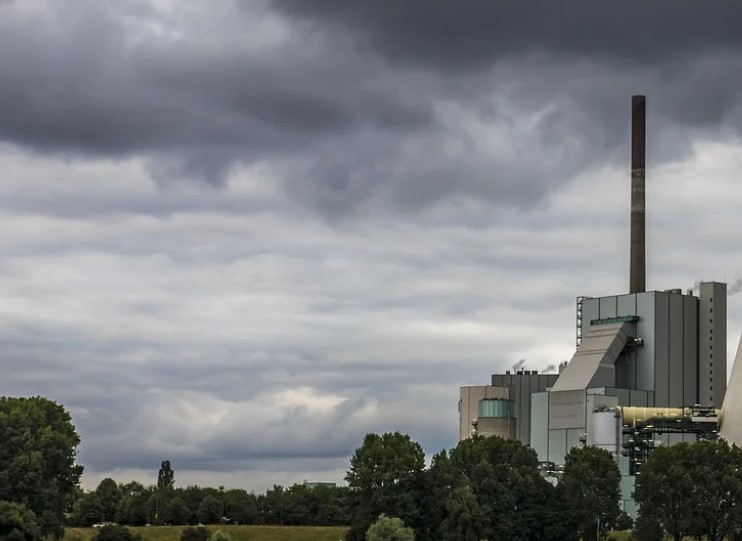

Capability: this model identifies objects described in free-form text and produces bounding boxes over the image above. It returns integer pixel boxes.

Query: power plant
[459,95,739,515]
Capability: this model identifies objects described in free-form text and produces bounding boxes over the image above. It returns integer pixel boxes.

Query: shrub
[92,524,142,541]
[207,530,231,541]
[366,514,414,541]
[180,526,210,541]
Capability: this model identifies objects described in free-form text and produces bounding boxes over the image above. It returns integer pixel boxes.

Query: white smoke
[729,278,742,296]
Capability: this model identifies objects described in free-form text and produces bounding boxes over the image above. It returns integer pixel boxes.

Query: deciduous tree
[560,446,621,541]
[345,433,425,541]
[0,396,83,538]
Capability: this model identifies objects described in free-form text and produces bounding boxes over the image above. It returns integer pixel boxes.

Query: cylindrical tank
[478,398,513,418]
[592,409,621,458]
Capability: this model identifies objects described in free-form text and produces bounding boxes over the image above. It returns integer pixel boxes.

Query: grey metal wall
[491,373,558,445]
[582,290,699,406]
[699,282,727,407]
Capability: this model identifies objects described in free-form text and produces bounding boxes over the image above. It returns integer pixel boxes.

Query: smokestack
[630,95,646,294]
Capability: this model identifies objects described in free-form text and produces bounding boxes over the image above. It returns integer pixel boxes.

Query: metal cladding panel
[530,392,549,462]
[519,376,530,444]
[582,298,599,344]
[552,322,630,392]
[654,292,670,406]
[616,294,639,388]
[549,389,586,430]
[699,282,727,408]
[636,292,656,391]
[669,293,684,407]
[683,295,699,406]
[600,296,618,319]
[548,429,568,464]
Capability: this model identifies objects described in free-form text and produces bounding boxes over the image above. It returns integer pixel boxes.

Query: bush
[180,526,210,541]
[207,530,231,541]
[92,524,142,541]
[366,514,415,541]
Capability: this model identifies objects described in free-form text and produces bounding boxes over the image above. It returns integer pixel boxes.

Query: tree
[157,461,175,492]
[95,479,122,524]
[439,485,487,541]
[197,496,224,525]
[115,484,151,527]
[220,489,257,525]
[0,501,42,541]
[366,514,415,541]
[634,443,694,541]
[165,497,191,526]
[560,446,621,541]
[685,440,742,541]
[442,436,565,541]
[0,397,84,538]
[71,492,103,527]
[346,433,426,541]
[92,524,142,541]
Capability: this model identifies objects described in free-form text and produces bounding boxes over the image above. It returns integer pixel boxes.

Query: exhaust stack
[630,95,646,294]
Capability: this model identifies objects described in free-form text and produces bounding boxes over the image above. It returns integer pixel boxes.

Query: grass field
[63,525,348,541]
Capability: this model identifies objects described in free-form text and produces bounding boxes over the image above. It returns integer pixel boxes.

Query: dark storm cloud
[272,0,742,68]
[1,0,741,218]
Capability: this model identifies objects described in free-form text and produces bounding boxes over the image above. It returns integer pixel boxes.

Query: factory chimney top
[630,95,646,294]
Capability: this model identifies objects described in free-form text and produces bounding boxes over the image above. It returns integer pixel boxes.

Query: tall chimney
[630,95,646,294]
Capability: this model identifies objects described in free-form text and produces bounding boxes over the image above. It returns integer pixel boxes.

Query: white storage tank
[591,408,622,460]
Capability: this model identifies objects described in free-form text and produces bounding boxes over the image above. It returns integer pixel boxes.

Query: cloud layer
[1,0,742,491]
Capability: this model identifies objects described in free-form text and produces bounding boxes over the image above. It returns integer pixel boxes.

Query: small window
[710,345,713,350]
[710,307,714,313]
[710,354,714,359]
[710,386,714,391]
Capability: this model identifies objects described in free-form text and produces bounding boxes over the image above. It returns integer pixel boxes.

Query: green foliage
[345,433,425,541]
[615,512,633,531]
[71,493,103,527]
[196,497,223,525]
[365,515,414,541]
[206,530,230,541]
[0,500,42,541]
[165,498,191,526]
[631,514,663,541]
[560,446,621,541]
[91,525,142,541]
[636,439,742,541]
[0,396,84,538]
[95,480,122,524]
[179,527,210,541]
[158,462,175,492]
[115,485,151,527]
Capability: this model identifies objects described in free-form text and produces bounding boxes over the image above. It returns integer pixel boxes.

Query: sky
[2,0,742,492]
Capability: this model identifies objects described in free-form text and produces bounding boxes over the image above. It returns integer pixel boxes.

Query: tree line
[69,466,349,528]
[6,395,742,541]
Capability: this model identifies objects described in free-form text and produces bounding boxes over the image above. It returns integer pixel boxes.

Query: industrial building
[459,96,734,515]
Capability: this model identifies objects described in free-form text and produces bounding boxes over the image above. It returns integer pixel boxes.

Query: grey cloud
[272,0,742,69]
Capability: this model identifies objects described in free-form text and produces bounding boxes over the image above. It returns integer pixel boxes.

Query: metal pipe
[630,95,646,294]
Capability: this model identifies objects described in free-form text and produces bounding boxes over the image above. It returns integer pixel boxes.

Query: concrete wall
[458,386,509,441]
